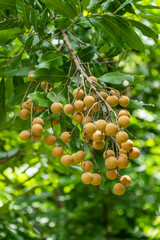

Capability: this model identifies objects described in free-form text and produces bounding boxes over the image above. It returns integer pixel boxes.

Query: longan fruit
[81,161,93,172]
[74,100,84,112]
[32,117,44,126]
[44,134,56,146]
[103,151,107,159]
[119,148,127,156]
[26,98,32,110]
[105,156,118,169]
[106,150,115,157]
[75,151,85,162]
[99,91,107,99]
[113,183,125,195]
[32,123,43,136]
[22,101,29,110]
[20,130,31,141]
[41,82,47,90]
[109,89,120,97]
[87,75,98,87]
[73,112,84,123]
[116,131,128,143]
[129,147,140,159]
[118,154,129,169]
[122,140,133,151]
[81,172,93,184]
[106,95,118,107]
[73,88,84,100]
[118,110,130,118]
[84,123,97,136]
[106,169,117,180]
[51,102,63,114]
[33,135,41,141]
[96,119,107,132]
[120,175,131,187]
[93,130,105,142]
[63,104,74,115]
[90,92,97,101]
[82,116,93,125]
[93,140,105,150]
[61,132,71,143]
[52,118,60,126]
[118,116,130,128]
[84,96,95,108]
[61,155,73,166]
[28,70,35,81]
[52,147,64,158]
[35,106,45,112]
[105,123,118,136]
[81,131,91,141]
[119,95,130,107]
[91,103,100,113]
[91,173,102,185]
[19,109,30,120]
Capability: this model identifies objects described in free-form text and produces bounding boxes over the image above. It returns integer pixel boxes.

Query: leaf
[0,78,6,123]
[0,28,24,45]
[137,4,160,9]
[101,0,114,11]
[81,0,90,10]
[31,8,40,32]
[129,99,154,109]
[78,46,95,62]
[67,0,81,15]
[113,0,133,14]
[28,92,51,108]
[139,14,160,24]
[47,85,67,103]
[24,35,34,50]
[0,202,10,214]
[98,71,134,84]
[37,51,63,69]
[54,17,72,30]
[0,0,16,10]
[16,0,31,29]
[39,8,48,35]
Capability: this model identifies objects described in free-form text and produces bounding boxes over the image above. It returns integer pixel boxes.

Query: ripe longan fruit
[90,92,97,101]
[129,147,140,159]
[82,131,91,141]
[118,116,130,128]
[81,172,93,184]
[82,116,93,125]
[61,132,71,143]
[20,130,31,141]
[36,106,45,112]
[106,95,118,107]
[73,112,84,123]
[32,117,44,126]
[106,169,117,180]
[61,155,73,166]
[120,175,131,187]
[99,91,107,99]
[51,102,63,114]
[113,183,125,195]
[52,118,60,126]
[89,140,94,148]
[96,119,107,132]
[93,140,105,150]
[63,104,74,115]
[74,100,84,112]
[32,124,43,136]
[44,134,56,146]
[93,131,105,142]
[22,101,29,110]
[107,150,115,157]
[19,109,30,120]
[91,173,102,185]
[87,75,98,87]
[110,89,120,97]
[75,150,85,162]
[33,135,41,141]
[84,123,97,136]
[81,161,93,172]
[52,146,63,158]
[118,154,129,169]
[116,131,128,143]
[28,70,35,81]
[119,95,130,107]
[122,140,133,151]
[41,82,47,90]
[84,96,95,108]
[26,98,32,110]
[91,103,100,113]
[105,123,118,136]
[73,88,84,100]
[105,156,118,169]
[119,148,127,156]
[103,151,107,159]
[118,110,130,118]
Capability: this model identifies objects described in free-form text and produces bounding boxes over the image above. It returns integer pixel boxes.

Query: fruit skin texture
[81,172,93,184]
[63,104,74,115]
[118,116,130,128]
[73,88,84,100]
[113,183,125,195]
[96,119,107,132]
[52,118,60,126]
[32,124,43,136]
[82,116,93,125]
[28,70,35,81]
[81,161,93,172]
[88,75,98,87]
[61,132,71,143]
[84,123,97,136]
[19,109,30,120]
[99,91,107,99]
[122,140,133,151]
[51,102,63,114]
[129,147,140,159]
[84,96,95,108]
[106,95,118,107]
[107,150,115,157]
[118,110,130,118]
[33,135,41,141]
[75,151,85,162]
[41,82,47,90]
[105,123,118,136]
[44,135,56,146]
[119,95,130,107]
[61,155,73,166]
[52,147,64,158]
[106,169,117,180]
[119,148,127,156]
[32,117,44,126]
[93,131,105,142]
[110,89,120,97]
[73,112,84,123]
[105,157,118,169]
[116,131,128,143]
[74,100,84,112]
[118,154,129,169]
[91,173,102,185]
[93,140,105,150]
[20,130,31,141]
[120,175,131,187]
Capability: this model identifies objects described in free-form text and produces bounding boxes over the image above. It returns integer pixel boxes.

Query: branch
[0,151,21,165]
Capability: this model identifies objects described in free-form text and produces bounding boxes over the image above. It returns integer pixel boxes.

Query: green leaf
[113,0,133,14]
[54,17,72,30]
[37,51,63,70]
[39,8,48,35]
[16,0,31,29]
[78,46,95,62]
[129,99,154,109]
[47,85,67,103]
[28,92,51,108]
[81,0,90,10]
[67,0,81,15]
[98,71,134,84]
[0,28,24,45]
[137,4,160,9]
[31,8,40,32]
[139,14,160,24]
[101,0,114,11]
[0,78,6,123]
[24,35,34,50]
[0,0,16,10]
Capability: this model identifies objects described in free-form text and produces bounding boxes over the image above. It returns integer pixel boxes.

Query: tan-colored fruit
[82,116,93,125]
[73,112,84,123]
[113,183,125,195]
[74,100,84,112]
[52,118,60,126]
[93,140,105,150]
[103,151,107,159]
[91,103,100,113]
[106,150,115,157]
[106,95,118,107]
[84,123,96,136]
[61,155,73,166]
[91,173,102,185]
[75,151,85,162]
[32,124,43,136]
[105,156,118,169]
[19,109,30,120]
[87,75,98,87]
[41,82,47,90]
[81,161,93,172]
[89,140,94,148]
[51,102,63,114]
[26,98,32,110]
[99,91,107,99]
[22,101,29,110]
[106,169,117,180]
[52,147,64,158]
[129,147,140,159]
[63,104,74,115]
[118,116,130,128]
[36,106,45,112]
[109,89,120,97]
[20,130,31,141]
[96,119,107,132]
[33,135,41,141]
[32,117,44,126]
[81,172,93,184]
[120,175,131,187]
[116,131,128,143]
[44,134,56,146]
[118,154,129,169]
[61,132,71,143]
[119,148,127,156]
[119,95,130,107]
[105,123,118,136]
[118,110,130,118]
[90,92,97,101]
[93,131,105,142]
[28,70,35,81]
[122,140,133,151]
[82,131,91,141]
[73,88,84,100]
[84,96,95,108]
